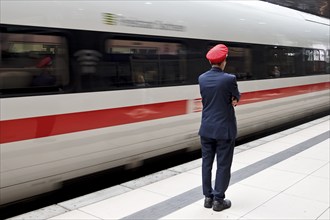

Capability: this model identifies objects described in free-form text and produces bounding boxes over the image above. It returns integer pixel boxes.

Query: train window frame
[0,31,70,96]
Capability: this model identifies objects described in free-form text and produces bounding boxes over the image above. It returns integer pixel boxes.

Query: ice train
[0,0,329,206]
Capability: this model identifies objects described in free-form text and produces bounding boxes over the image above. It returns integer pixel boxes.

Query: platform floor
[9,116,330,220]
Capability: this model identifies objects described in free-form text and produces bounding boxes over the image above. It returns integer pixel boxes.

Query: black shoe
[204,197,213,208]
[213,199,231,212]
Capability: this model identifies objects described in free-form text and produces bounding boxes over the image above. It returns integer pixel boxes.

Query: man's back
[198,67,240,140]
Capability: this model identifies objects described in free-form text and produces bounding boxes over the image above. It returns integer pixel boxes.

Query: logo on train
[103,13,117,25]
[103,13,186,32]
[193,98,203,112]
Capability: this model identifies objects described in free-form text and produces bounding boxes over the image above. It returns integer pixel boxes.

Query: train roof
[1,0,329,49]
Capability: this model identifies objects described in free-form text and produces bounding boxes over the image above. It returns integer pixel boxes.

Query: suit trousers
[201,136,235,201]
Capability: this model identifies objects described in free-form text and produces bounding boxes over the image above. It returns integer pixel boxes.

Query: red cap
[206,44,228,64]
[36,56,52,68]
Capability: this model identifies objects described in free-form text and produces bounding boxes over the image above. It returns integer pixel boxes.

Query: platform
[8,116,330,220]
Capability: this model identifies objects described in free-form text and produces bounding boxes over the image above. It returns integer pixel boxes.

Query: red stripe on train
[0,82,329,144]
[239,82,330,105]
[0,101,187,144]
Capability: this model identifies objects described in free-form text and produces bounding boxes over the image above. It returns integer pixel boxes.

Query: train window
[204,44,253,81]
[0,33,69,93]
[226,47,253,81]
[265,46,304,78]
[202,44,328,81]
[103,39,186,88]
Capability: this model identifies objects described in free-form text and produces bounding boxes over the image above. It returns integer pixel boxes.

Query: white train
[0,1,329,206]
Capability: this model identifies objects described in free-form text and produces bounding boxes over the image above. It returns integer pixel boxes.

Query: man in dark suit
[198,44,240,212]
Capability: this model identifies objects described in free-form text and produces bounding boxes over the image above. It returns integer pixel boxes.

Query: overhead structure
[263,0,330,18]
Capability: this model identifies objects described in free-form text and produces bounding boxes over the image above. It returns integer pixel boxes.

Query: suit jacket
[198,67,241,140]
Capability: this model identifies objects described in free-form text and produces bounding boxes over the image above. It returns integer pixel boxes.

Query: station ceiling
[262,0,330,18]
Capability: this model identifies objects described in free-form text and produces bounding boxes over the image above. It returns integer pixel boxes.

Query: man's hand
[232,97,238,107]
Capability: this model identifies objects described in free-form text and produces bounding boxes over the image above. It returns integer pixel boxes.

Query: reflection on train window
[103,39,186,88]
[0,33,69,92]
[304,49,327,75]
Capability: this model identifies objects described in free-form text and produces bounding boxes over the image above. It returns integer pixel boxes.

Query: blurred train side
[0,1,329,206]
